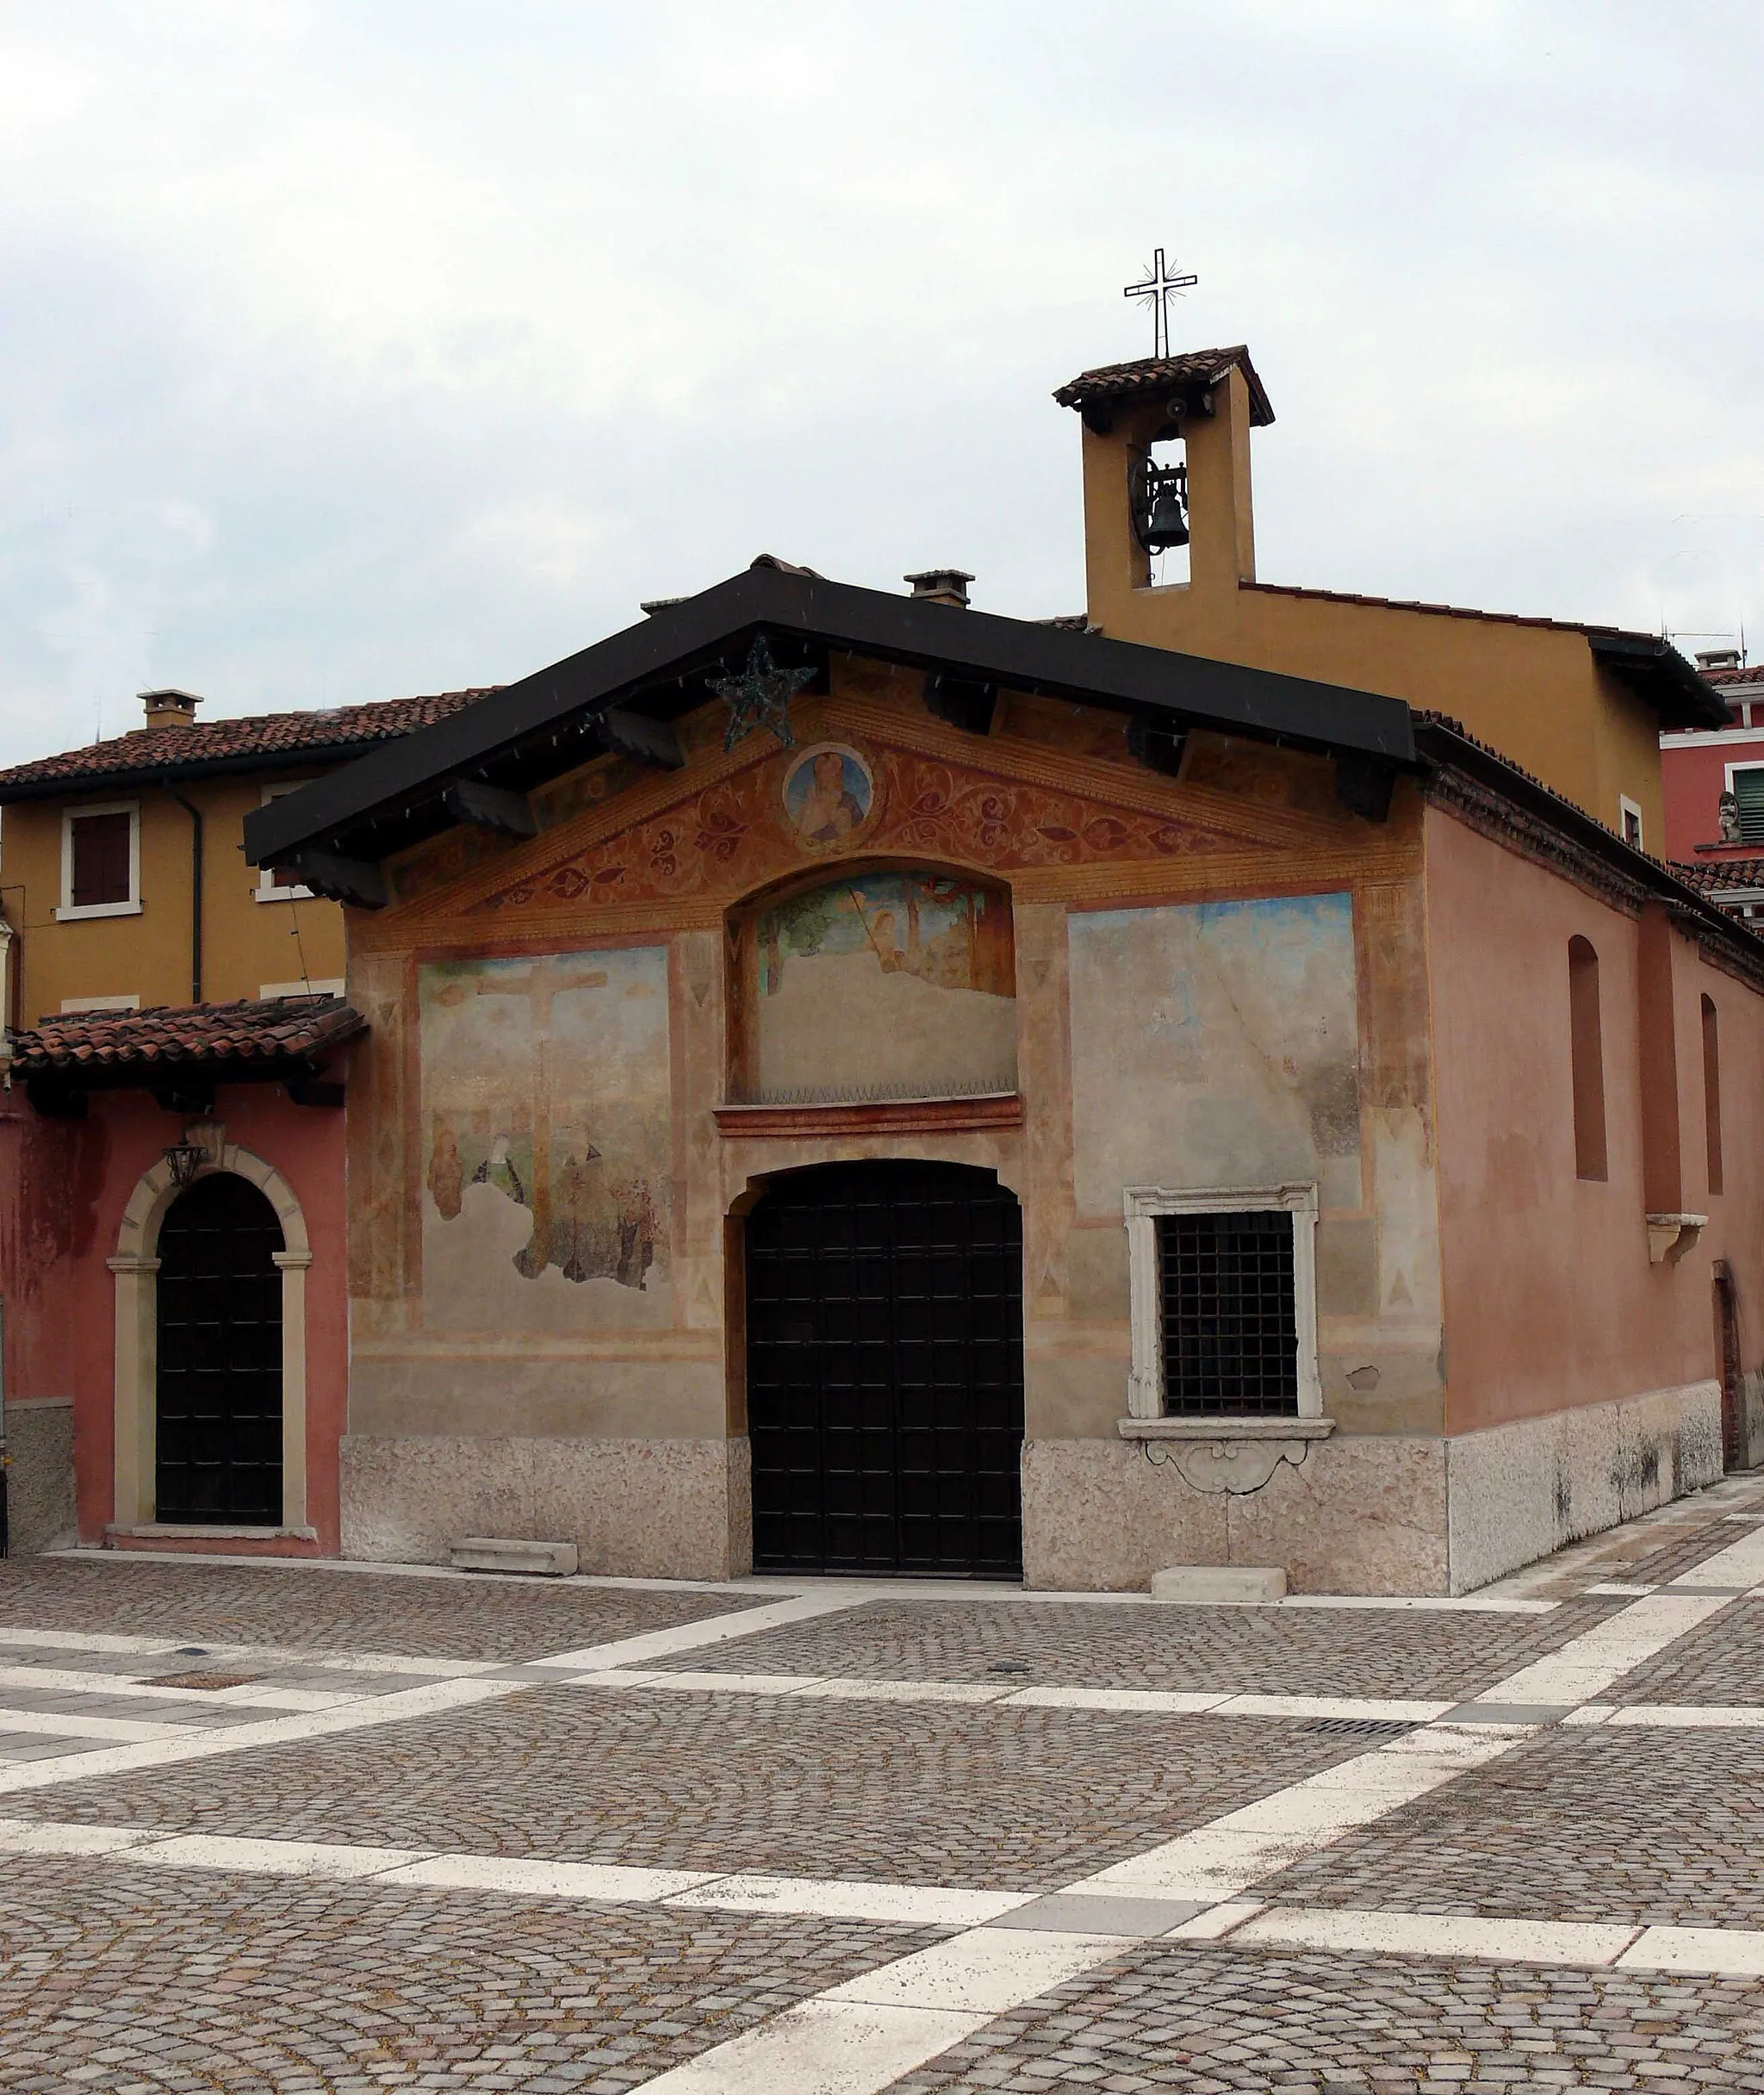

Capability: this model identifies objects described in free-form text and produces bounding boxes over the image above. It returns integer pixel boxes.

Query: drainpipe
[161,783,203,1004]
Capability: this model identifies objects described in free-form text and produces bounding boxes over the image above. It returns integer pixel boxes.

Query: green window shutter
[1734,769,1764,843]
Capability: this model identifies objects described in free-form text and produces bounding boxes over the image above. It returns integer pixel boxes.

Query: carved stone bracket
[1646,1212,1707,1265]
[1116,1415,1336,1495]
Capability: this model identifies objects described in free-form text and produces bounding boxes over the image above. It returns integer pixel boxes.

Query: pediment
[379,690,1362,935]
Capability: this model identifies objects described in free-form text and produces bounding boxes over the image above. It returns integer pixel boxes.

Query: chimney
[904,569,974,609]
[1696,649,1742,673]
[140,688,202,730]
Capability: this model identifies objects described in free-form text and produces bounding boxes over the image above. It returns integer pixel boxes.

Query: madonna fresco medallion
[781,743,875,852]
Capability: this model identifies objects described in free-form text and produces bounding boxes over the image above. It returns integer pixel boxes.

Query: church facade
[237,561,1764,1595]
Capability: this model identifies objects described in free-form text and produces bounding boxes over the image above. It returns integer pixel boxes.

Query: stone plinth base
[341,1434,753,1580]
[2,1399,75,1556]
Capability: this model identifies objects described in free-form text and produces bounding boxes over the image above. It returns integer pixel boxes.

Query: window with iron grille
[1122,1184,1320,1421]
[1156,1209,1298,1415]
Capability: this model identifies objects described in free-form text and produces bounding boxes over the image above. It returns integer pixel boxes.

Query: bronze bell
[1145,485,1189,551]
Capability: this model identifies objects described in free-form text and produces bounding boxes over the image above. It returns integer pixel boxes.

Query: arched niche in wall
[727,862,1018,1106]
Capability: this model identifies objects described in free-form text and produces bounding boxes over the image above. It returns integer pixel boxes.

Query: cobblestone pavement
[0,1851,931,2092]
[2,1479,1763,2091]
[646,1597,1618,1699]
[13,1688,1374,1888]
[0,1557,761,1661]
[1254,1725,1764,1928]
[885,1943,1764,2092]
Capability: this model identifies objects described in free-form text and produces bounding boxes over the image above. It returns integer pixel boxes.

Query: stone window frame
[1122,1182,1322,1422]
[55,799,142,921]
[106,1125,315,1539]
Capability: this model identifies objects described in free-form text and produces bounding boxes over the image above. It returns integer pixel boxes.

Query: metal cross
[1123,247,1197,360]
[711,635,817,752]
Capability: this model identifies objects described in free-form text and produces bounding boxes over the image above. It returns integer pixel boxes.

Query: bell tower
[1053,346,1273,643]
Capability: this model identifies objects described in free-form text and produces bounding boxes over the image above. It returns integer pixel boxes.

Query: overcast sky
[1,1,1760,766]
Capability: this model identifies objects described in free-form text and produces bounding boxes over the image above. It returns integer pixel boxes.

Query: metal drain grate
[139,1672,259,1692]
[986,1660,1034,1675]
[1300,1717,1417,1739]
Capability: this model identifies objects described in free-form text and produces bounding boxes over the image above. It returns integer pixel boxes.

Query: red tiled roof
[1704,664,1764,687]
[1673,857,1764,896]
[0,689,499,799]
[7,996,363,1074]
[1053,348,1275,426]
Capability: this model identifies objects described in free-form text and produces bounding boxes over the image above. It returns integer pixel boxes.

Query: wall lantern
[163,1135,209,1190]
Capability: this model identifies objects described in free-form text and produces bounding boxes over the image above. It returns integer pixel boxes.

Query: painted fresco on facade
[781,743,874,849]
[419,946,670,1329]
[750,871,1016,1101]
[1067,893,1362,1215]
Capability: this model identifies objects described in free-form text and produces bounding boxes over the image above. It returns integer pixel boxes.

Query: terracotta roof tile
[7,996,363,1074]
[1672,857,1764,896]
[1704,664,1764,687]
[1053,348,1275,426]
[0,689,499,799]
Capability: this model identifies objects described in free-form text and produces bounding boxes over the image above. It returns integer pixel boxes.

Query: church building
[5,345,1760,1593]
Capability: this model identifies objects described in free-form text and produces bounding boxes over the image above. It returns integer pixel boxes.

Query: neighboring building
[0,682,491,1553]
[0,685,493,1024]
[1660,656,1764,900]
[3,346,1757,1592]
[1057,348,1724,844]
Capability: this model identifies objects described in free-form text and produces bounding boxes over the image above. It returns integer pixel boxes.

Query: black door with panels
[155,1173,285,1526]
[746,1159,1025,1578]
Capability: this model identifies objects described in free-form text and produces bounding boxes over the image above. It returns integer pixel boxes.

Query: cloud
[0,0,1761,764]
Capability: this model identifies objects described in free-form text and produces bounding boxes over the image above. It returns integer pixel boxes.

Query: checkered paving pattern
[3,1475,1764,2092]
[1612,1596,1764,1705]
[0,1558,760,1660]
[13,1688,1375,1889]
[885,1943,1764,2092]
[646,1595,1618,1698]
[1255,1726,1764,1928]
[0,1852,929,2092]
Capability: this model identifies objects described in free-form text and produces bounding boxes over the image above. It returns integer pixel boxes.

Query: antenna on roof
[1123,247,1197,359]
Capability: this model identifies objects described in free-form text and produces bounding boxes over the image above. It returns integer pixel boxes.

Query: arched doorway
[745,1159,1024,1578]
[155,1173,286,1525]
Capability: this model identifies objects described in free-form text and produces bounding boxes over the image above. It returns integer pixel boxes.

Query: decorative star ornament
[712,636,816,752]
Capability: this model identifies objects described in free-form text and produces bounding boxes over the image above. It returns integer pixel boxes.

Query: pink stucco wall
[0,1082,348,1552]
[1427,805,1764,1434]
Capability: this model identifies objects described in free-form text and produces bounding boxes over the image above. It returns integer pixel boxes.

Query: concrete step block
[1151,1564,1286,1605]
[450,1537,579,1578]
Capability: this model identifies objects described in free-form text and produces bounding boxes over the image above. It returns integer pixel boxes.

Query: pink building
[1662,656,1764,919]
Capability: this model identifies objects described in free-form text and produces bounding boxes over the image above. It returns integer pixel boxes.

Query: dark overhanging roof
[243,563,1416,873]
[1586,631,1729,731]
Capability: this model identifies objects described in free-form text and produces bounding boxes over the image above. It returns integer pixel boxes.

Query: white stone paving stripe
[1602,1703,1764,1729]
[1238,1906,1643,1966]
[1003,1686,1232,1715]
[130,1834,438,1881]
[528,1591,873,1672]
[663,1876,1032,1930]
[1278,1595,1559,1615]
[0,1816,156,1856]
[0,1675,520,1797]
[821,1929,1125,2014]
[0,1707,201,1744]
[1065,1723,1525,1901]
[1618,1926,1764,1975]
[376,1854,720,1901]
[1474,1592,1730,1707]
[1668,1523,1764,1588]
[635,2001,991,2095]
[0,1663,357,1712]
[0,1628,189,1657]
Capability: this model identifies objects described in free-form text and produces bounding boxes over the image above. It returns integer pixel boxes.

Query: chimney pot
[904,569,974,609]
[140,687,202,730]
[1696,648,1742,672]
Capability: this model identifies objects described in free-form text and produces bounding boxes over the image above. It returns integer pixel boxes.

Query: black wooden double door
[155,1173,285,1526]
[746,1160,1025,1578]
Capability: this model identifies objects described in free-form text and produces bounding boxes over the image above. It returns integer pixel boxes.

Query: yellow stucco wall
[2,773,345,1022]
[1076,370,1667,848]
